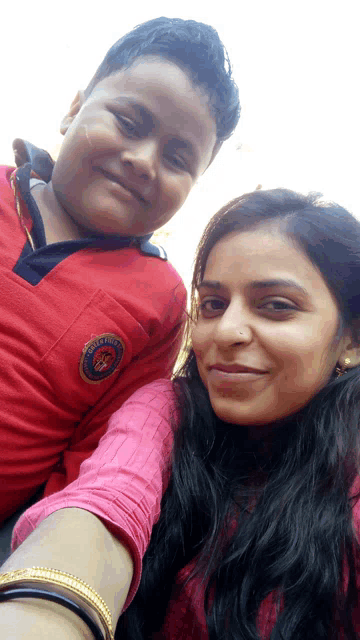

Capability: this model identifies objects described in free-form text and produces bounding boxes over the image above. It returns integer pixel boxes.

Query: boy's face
[52,56,217,236]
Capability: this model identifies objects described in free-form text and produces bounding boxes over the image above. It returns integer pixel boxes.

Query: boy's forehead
[94,55,197,92]
[92,56,210,112]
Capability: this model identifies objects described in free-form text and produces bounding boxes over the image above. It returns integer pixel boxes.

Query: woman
[1,188,360,639]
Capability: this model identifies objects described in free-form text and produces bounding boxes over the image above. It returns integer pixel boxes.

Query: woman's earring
[335,357,351,378]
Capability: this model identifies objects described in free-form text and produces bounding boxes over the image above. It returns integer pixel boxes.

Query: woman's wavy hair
[118,189,360,639]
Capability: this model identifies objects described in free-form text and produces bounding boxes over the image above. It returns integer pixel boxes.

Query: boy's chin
[72,214,156,238]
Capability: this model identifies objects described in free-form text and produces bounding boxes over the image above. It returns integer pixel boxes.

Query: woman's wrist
[0,598,96,640]
[0,508,133,636]
[0,567,113,639]
[2,508,133,623]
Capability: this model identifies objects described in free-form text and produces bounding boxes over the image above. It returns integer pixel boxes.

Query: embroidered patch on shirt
[80,333,125,383]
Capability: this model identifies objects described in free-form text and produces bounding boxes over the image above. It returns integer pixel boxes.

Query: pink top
[12,380,360,638]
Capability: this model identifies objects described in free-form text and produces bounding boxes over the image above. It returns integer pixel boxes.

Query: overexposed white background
[1,0,358,286]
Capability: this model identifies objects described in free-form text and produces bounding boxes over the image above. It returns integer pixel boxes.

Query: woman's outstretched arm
[0,507,133,638]
[0,380,177,638]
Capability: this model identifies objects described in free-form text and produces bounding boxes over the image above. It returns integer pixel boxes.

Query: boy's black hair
[84,17,240,145]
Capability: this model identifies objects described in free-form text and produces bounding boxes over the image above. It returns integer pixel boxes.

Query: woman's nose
[213,303,252,348]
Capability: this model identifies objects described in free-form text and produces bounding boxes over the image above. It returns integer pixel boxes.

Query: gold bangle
[0,567,114,640]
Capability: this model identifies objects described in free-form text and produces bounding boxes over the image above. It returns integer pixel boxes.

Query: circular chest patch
[80,333,125,384]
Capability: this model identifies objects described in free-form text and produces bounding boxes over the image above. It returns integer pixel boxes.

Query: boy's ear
[60,90,86,135]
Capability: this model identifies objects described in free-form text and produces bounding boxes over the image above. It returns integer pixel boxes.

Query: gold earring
[335,357,351,378]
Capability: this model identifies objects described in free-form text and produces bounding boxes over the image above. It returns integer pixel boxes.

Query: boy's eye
[115,114,140,137]
[163,141,190,172]
[165,153,188,170]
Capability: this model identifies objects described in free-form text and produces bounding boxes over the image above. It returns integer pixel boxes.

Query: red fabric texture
[0,165,186,524]
[12,379,360,638]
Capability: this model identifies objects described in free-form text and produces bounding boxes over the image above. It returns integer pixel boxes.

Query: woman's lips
[208,364,269,384]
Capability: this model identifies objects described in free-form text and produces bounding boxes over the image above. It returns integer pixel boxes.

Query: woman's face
[192,227,346,427]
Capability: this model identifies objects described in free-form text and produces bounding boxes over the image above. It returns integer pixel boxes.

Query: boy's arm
[0,508,133,639]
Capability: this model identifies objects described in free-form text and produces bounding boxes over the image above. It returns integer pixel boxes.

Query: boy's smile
[35,57,217,242]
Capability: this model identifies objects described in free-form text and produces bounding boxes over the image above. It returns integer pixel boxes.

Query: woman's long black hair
[118,189,360,639]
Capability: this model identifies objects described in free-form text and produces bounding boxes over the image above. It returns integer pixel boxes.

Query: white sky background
[1,0,358,287]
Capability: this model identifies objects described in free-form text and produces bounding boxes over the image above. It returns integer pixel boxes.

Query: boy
[0,17,240,530]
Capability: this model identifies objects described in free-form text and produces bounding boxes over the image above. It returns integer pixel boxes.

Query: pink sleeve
[11,379,178,608]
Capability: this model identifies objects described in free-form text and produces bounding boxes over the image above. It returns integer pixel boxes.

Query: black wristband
[0,587,105,640]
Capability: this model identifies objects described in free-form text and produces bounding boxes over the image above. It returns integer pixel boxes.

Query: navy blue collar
[11,141,167,285]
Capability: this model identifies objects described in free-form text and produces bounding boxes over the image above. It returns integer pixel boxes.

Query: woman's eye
[199,298,226,316]
[260,299,297,312]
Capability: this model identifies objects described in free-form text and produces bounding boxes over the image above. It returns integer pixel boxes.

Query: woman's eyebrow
[197,280,222,291]
[197,279,308,295]
[249,279,308,295]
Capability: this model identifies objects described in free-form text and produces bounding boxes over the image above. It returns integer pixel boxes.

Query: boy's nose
[121,140,157,182]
